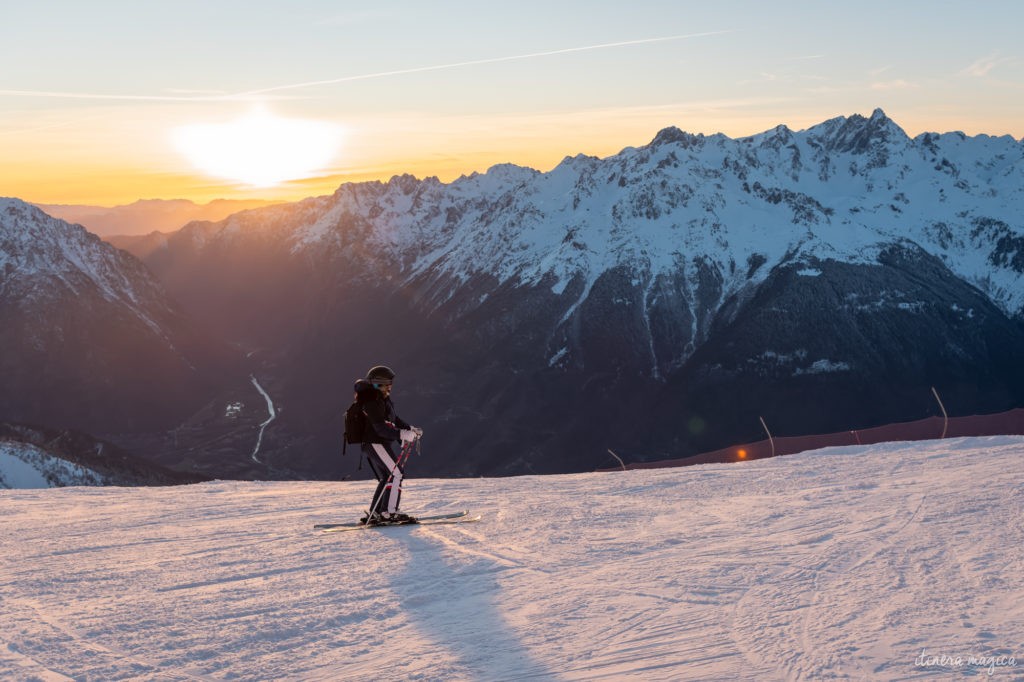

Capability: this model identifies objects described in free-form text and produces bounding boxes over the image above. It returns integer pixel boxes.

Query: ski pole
[377,437,418,515]
[384,438,418,512]
[365,438,416,520]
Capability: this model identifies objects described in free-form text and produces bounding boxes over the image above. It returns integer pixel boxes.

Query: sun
[172,108,344,188]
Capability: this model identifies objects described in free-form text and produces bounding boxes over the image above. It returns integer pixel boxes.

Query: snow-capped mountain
[115,109,1023,476]
[0,198,241,435]
[152,108,1024,329]
[0,440,105,488]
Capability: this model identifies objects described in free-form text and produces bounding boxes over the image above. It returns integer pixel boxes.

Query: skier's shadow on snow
[390,531,558,680]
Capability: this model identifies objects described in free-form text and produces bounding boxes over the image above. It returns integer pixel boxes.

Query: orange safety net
[623,408,1024,471]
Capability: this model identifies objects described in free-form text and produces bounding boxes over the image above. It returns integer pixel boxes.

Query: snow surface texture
[1,437,1022,680]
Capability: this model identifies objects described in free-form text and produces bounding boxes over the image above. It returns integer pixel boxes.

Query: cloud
[961,54,1013,78]
[738,72,779,86]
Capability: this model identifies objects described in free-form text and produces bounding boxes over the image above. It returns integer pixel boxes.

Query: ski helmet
[366,365,396,385]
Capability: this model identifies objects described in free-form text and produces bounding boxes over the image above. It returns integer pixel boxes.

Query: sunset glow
[172,109,344,188]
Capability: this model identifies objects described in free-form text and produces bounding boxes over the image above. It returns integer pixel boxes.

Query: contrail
[236,30,733,97]
[0,31,732,103]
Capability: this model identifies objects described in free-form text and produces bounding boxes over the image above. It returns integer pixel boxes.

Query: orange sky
[6,103,1021,208]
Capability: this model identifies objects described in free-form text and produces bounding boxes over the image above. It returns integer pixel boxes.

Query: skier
[354,365,422,524]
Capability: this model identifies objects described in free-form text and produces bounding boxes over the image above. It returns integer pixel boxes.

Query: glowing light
[173,108,344,187]
[737,449,748,460]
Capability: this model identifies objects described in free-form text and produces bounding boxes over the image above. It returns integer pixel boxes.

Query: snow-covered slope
[0,441,104,488]
[2,436,1021,680]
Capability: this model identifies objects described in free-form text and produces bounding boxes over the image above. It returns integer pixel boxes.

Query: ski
[317,514,482,533]
[314,510,478,532]
[314,510,467,529]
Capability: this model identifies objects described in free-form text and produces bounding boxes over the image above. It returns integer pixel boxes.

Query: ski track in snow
[1,437,1023,680]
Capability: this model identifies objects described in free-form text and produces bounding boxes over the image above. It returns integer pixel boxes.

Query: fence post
[607,449,626,472]
[759,416,776,457]
[931,386,949,439]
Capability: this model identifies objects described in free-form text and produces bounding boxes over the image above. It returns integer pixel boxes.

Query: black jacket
[354,379,410,444]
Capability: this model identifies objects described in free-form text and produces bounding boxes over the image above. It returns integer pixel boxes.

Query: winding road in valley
[249,375,277,464]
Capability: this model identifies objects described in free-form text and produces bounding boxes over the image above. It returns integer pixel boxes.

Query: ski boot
[381,511,418,524]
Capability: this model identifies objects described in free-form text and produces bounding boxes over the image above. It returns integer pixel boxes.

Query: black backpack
[343,400,367,452]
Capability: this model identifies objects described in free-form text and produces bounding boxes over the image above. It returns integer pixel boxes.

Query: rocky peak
[650,126,705,150]
[483,163,541,183]
[747,124,795,151]
[386,173,422,194]
[817,107,909,154]
[2,197,72,237]
[1,198,101,269]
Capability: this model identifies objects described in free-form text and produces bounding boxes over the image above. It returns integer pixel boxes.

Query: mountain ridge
[34,197,283,237]
[0,422,209,487]
[105,109,1023,476]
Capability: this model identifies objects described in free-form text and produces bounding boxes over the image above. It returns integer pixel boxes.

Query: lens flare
[173,108,344,187]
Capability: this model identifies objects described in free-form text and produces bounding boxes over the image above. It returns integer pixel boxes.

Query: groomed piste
[2,436,1022,680]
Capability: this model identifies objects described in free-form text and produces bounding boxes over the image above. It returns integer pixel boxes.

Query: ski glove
[400,429,419,443]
